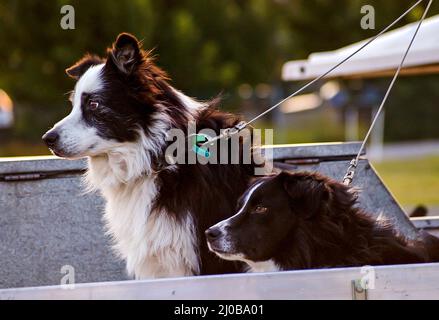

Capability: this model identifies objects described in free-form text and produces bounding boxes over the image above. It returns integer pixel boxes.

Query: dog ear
[109,33,142,75]
[65,54,104,79]
[279,171,331,219]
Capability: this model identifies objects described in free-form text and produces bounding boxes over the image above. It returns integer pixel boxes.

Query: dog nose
[42,131,59,147]
[205,227,222,241]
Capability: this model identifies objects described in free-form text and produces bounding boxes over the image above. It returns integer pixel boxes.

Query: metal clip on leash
[219,121,248,141]
[193,121,247,158]
[343,159,358,186]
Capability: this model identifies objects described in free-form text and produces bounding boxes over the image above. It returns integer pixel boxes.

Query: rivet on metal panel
[351,279,368,300]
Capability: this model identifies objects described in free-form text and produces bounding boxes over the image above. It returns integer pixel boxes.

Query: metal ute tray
[1,142,437,300]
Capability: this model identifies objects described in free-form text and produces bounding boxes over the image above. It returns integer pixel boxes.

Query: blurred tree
[0,0,438,142]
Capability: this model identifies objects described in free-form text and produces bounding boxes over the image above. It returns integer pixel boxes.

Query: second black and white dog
[206,171,439,272]
[43,33,262,278]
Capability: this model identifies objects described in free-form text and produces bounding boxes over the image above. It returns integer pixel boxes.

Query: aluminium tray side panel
[0,167,128,289]
[1,263,439,300]
[0,142,419,288]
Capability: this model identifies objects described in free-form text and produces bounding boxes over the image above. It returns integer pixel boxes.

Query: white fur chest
[87,157,200,279]
[247,260,280,273]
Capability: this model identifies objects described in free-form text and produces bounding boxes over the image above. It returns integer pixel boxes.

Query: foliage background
[0,0,438,153]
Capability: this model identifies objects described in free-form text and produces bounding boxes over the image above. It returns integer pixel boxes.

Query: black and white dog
[206,171,439,272]
[43,33,263,279]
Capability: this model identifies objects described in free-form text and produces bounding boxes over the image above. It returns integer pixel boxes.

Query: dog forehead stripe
[238,180,266,212]
[213,180,266,229]
[74,64,105,104]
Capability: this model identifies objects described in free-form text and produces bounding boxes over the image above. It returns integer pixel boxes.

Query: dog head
[206,171,357,264]
[42,33,171,159]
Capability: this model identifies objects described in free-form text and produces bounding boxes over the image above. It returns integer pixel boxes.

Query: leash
[199,0,427,150]
[192,0,432,186]
[342,0,433,185]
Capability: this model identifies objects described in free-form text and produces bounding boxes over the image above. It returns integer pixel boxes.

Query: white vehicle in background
[0,89,14,129]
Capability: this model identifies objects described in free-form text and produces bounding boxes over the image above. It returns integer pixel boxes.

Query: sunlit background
[0,0,438,212]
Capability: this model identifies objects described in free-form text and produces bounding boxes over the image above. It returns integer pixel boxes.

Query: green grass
[373,156,439,206]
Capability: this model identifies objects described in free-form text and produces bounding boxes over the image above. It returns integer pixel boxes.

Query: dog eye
[253,205,268,214]
[89,101,100,110]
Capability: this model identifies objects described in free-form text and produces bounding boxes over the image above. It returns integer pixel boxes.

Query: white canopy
[282,14,439,81]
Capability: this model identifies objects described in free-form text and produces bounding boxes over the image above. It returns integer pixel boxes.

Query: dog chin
[207,242,245,262]
[49,147,89,160]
